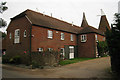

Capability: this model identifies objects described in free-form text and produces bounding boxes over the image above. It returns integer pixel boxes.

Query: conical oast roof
[98,15,110,33]
[81,12,89,27]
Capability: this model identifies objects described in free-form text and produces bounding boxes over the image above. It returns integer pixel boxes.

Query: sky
[0,0,119,32]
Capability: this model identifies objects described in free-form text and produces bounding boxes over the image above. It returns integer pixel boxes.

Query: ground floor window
[60,48,65,59]
[38,48,43,52]
[48,48,53,51]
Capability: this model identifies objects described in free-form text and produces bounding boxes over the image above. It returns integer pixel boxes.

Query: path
[2,57,112,78]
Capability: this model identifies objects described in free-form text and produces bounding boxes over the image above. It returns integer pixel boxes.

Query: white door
[69,46,74,59]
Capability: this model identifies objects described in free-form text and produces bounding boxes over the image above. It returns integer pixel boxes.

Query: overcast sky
[0,0,119,32]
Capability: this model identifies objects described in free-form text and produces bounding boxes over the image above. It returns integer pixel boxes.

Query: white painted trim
[25,15,32,24]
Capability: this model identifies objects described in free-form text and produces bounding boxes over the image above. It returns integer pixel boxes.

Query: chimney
[72,21,74,26]
[43,11,45,16]
[51,13,52,17]
[118,1,120,13]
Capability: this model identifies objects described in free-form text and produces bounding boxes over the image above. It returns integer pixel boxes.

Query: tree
[97,41,108,57]
[106,13,120,75]
[0,2,8,28]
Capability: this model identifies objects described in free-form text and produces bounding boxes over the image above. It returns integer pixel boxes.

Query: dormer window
[24,30,27,37]
[81,34,87,42]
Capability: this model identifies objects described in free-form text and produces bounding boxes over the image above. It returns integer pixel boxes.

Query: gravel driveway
[3,57,112,78]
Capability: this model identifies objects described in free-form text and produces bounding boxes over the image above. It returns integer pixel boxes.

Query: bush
[31,50,60,68]
[97,41,109,57]
[31,60,40,68]
[2,56,10,64]
[9,55,21,64]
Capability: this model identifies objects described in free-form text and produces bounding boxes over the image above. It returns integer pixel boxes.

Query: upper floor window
[95,34,98,41]
[14,29,20,43]
[24,30,27,37]
[70,34,73,41]
[9,33,12,39]
[81,34,87,42]
[103,37,105,41]
[61,33,64,40]
[48,30,53,39]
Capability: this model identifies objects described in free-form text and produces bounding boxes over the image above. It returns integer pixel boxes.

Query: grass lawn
[59,58,96,66]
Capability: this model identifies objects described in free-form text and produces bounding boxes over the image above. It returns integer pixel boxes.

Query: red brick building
[4,9,110,61]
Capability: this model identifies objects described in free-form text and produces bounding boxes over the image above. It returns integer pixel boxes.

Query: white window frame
[70,34,73,41]
[9,33,12,39]
[38,48,43,52]
[24,30,27,37]
[14,29,20,43]
[69,46,74,59]
[48,48,53,51]
[81,34,87,42]
[95,34,97,40]
[95,34,98,42]
[48,30,53,39]
[60,48,65,58]
[61,33,64,40]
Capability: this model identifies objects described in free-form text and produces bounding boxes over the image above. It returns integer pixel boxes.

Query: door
[69,46,74,59]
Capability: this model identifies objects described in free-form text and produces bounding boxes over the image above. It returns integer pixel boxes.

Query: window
[48,48,53,51]
[14,29,20,43]
[81,34,87,42]
[60,48,65,59]
[69,46,74,53]
[103,37,105,41]
[24,30,27,37]
[9,33,12,39]
[38,48,43,52]
[70,34,73,41]
[48,30,53,39]
[95,34,97,40]
[61,33,64,40]
[95,34,98,42]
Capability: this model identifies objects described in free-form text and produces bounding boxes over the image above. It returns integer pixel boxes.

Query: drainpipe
[29,26,32,64]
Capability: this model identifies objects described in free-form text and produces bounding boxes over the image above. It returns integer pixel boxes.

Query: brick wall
[31,26,77,52]
[97,34,105,41]
[6,16,31,61]
[78,33,96,58]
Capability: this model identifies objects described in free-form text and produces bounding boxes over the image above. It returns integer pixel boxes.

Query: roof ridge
[26,9,81,29]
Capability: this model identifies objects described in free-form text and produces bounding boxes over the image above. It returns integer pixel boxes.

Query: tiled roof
[81,12,89,27]
[12,9,82,34]
[11,9,104,35]
[98,15,110,33]
[79,26,104,36]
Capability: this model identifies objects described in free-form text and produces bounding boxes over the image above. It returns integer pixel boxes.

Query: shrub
[9,55,21,64]
[31,50,60,68]
[97,41,109,57]
[31,60,40,69]
[2,56,10,64]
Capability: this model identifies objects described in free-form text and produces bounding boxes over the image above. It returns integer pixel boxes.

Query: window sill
[48,37,53,40]
[13,42,21,44]
[81,41,86,43]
